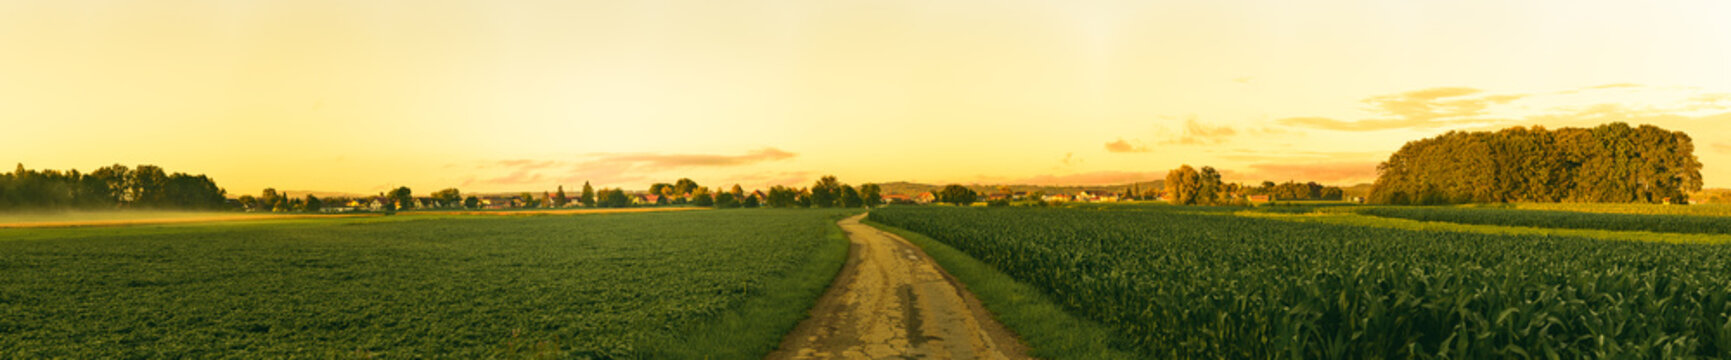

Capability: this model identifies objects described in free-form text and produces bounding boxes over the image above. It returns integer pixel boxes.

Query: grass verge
[639,210,860,359]
[864,219,1136,360]
[1240,211,1731,245]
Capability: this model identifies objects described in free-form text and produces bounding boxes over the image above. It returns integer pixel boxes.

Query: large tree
[673,178,700,200]
[390,187,414,209]
[859,183,883,207]
[1165,165,1201,205]
[691,187,714,207]
[714,192,738,208]
[809,176,842,208]
[649,183,673,200]
[840,185,863,208]
[580,181,596,207]
[767,186,799,208]
[599,188,631,208]
[431,188,462,208]
[937,184,977,206]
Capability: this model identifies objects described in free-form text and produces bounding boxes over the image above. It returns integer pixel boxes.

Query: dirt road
[767,214,1028,360]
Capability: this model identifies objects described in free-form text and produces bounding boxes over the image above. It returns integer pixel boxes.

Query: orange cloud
[1278,87,1524,131]
[1104,138,1150,153]
[465,147,797,188]
[1713,143,1731,154]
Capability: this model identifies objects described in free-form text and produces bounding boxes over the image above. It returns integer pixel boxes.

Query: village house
[1075,190,1119,203]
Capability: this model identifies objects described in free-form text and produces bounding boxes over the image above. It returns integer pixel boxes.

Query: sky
[4,0,1731,195]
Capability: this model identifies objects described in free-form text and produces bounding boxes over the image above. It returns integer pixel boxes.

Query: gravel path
[766,214,1028,360]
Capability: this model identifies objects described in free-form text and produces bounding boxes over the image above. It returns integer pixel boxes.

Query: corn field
[1358,207,1731,235]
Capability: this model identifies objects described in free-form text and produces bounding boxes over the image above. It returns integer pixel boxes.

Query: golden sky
[4,0,1731,194]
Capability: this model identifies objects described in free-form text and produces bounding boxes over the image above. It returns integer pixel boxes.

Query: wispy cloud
[1554,83,1644,95]
[465,147,797,188]
[1104,138,1150,153]
[723,171,816,189]
[1514,103,1731,130]
[978,171,1164,186]
[1278,87,1524,131]
[1061,153,1080,166]
[1230,161,1382,185]
[1716,143,1731,154]
[599,148,796,169]
[1161,118,1239,145]
[1587,83,1642,90]
[1216,149,1391,162]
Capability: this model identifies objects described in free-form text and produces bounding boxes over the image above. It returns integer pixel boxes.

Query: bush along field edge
[635,210,860,359]
[862,217,1138,360]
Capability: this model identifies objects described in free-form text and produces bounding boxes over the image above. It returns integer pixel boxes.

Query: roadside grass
[864,219,1137,360]
[1239,211,1731,245]
[642,210,859,359]
[1500,202,1731,217]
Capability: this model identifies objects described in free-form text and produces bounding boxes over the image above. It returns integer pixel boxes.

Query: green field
[0,209,853,358]
[871,206,1731,359]
[1358,206,1731,235]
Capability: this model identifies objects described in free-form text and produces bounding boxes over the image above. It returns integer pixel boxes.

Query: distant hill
[873,180,1375,198]
[873,181,1165,196]
[269,190,369,199]
[1695,188,1731,204]
[1341,184,1375,200]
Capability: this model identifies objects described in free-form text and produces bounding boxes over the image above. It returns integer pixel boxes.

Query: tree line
[1371,122,1703,205]
[232,175,895,213]
[564,175,887,209]
[1164,165,1346,206]
[0,164,227,210]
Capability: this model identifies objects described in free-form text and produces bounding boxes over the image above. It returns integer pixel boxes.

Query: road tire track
[766,214,1028,360]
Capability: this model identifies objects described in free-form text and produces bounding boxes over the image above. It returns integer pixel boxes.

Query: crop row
[1358,206,1731,235]
[0,209,848,358]
[870,206,1731,359]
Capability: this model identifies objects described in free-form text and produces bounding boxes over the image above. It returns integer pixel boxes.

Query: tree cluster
[1164,165,1232,205]
[1165,165,1348,205]
[937,184,978,206]
[238,188,328,213]
[1371,123,1704,205]
[752,176,879,208]
[1250,181,1345,201]
[0,164,227,210]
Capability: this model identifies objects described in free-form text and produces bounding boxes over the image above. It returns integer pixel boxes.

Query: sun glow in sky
[4,0,1731,194]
